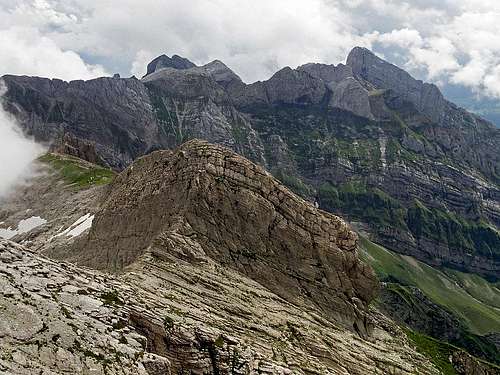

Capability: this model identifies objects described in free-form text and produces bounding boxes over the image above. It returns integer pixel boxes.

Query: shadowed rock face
[145,54,196,76]
[78,140,378,336]
[347,47,446,124]
[1,75,161,170]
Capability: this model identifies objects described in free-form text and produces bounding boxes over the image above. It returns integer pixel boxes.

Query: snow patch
[53,214,94,239]
[0,216,47,239]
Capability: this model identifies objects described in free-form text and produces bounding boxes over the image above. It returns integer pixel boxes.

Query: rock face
[202,60,244,90]
[50,133,104,166]
[233,67,328,107]
[2,47,499,281]
[297,62,354,85]
[451,351,499,375]
[1,75,161,170]
[346,47,499,183]
[145,54,196,76]
[0,146,497,373]
[329,77,373,119]
[347,47,446,123]
[75,140,378,337]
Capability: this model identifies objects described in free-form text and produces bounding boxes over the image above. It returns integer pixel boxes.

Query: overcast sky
[1,0,500,100]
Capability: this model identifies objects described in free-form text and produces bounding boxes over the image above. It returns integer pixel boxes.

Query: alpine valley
[0,47,499,375]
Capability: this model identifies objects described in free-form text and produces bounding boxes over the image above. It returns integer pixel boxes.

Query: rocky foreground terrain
[0,236,437,375]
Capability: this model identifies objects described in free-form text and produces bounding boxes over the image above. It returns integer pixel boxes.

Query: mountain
[1,141,498,374]
[1,48,500,373]
[2,48,498,282]
[145,54,197,76]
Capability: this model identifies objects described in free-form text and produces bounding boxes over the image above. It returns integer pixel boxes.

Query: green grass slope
[359,237,500,335]
[39,153,115,189]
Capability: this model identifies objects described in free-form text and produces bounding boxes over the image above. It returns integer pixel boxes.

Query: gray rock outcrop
[347,47,446,123]
[329,77,373,119]
[145,54,196,76]
[0,237,442,375]
[77,140,378,337]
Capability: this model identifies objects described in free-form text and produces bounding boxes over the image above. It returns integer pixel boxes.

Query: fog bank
[0,81,45,198]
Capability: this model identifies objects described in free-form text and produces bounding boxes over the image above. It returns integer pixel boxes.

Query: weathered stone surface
[329,77,373,119]
[50,132,105,166]
[346,47,499,183]
[202,60,244,90]
[75,140,377,336]
[347,47,446,124]
[2,75,161,170]
[231,67,328,107]
[451,351,499,375]
[297,62,354,85]
[0,238,441,375]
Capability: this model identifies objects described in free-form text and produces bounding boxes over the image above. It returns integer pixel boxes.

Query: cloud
[0,26,108,81]
[0,81,45,198]
[377,28,423,49]
[130,50,155,78]
[78,0,375,82]
[1,0,374,83]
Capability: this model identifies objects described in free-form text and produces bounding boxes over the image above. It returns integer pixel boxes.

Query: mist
[0,81,45,198]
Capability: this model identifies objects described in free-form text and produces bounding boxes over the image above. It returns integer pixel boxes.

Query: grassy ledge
[359,236,500,335]
[405,330,457,375]
[405,330,500,375]
[38,153,115,189]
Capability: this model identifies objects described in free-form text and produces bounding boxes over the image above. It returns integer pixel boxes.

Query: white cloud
[408,37,459,79]
[377,28,423,49]
[0,81,45,198]
[1,0,374,83]
[80,0,375,82]
[130,50,155,78]
[0,27,108,81]
[450,51,487,88]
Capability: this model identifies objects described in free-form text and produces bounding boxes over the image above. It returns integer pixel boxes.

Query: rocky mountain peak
[145,54,196,76]
[201,59,243,88]
[346,46,446,123]
[297,62,354,85]
[263,66,327,105]
[75,139,378,336]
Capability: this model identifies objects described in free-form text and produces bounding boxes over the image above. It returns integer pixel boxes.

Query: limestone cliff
[76,140,378,337]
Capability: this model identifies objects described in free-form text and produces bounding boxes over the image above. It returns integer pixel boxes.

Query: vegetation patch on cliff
[360,237,500,335]
[319,181,500,262]
[39,153,115,189]
[318,181,407,229]
[405,330,458,375]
